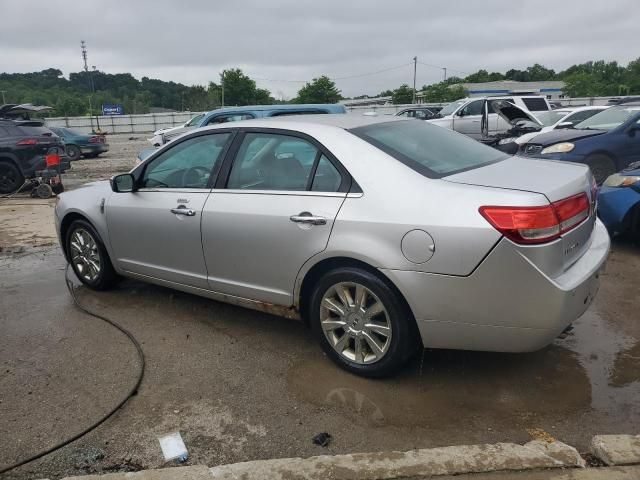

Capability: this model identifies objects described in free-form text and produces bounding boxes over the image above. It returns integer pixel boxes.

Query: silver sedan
[55,115,609,377]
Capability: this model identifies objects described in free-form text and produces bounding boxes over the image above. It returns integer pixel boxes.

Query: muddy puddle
[287,309,640,429]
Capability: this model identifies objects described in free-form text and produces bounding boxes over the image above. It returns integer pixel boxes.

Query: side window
[141,133,231,189]
[311,155,342,192]
[414,110,428,119]
[459,100,483,116]
[269,110,326,117]
[397,110,409,117]
[206,113,254,125]
[522,98,549,111]
[227,133,319,191]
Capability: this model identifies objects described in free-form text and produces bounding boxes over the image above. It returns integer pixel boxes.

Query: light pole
[0,90,6,104]
[412,56,417,104]
[91,66,101,132]
[443,67,447,82]
[221,70,225,108]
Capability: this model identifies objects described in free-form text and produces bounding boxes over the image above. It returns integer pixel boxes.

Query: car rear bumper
[381,218,610,353]
[598,185,640,233]
[80,144,109,154]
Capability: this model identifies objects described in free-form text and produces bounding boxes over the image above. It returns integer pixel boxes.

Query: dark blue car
[519,102,640,184]
[598,161,640,236]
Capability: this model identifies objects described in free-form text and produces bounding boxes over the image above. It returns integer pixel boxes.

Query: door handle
[290,212,327,225]
[171,205,196,216]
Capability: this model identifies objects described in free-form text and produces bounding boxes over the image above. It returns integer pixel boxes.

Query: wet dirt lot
[1,137,639,479]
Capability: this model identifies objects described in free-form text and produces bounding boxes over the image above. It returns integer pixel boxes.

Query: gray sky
[1,0,638,99]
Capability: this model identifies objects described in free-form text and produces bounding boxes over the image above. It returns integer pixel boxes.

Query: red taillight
[45,153,61,167]
[17,138,38,146]
[89,136,103,143]
[479,193,590,245]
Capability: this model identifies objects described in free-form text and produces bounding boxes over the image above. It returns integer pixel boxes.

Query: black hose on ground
[0,265,146,475]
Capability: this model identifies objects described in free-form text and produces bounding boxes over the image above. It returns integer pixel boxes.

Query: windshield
[575,106,640,131]
[350,120,507,178]
[439,99,466,116]
[534,110,570,126]
[185,113,205,127]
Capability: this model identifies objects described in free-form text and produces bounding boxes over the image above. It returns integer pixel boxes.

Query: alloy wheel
[320,282,392,364]
[69,228,101,282]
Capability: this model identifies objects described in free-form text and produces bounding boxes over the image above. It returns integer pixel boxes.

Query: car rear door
[452,100,486,139]
[201,129,349,306]
[106,131,234,288]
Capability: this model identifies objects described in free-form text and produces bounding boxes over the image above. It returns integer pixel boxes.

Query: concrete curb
[45,435,638,480]
[209,440,583,480]
[591,435,640,466]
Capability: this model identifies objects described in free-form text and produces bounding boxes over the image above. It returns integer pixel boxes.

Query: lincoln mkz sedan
[55,115,609,377]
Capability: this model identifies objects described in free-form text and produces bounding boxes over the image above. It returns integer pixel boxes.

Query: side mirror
[556,121,574,129]
[110,173,135,193]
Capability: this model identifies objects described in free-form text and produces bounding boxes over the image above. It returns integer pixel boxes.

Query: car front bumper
[381,219,610,353]
[597,184,640,233]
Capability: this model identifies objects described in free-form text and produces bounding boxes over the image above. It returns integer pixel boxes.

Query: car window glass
[269,110,327,117]
[414,110,428,119]
[565,110,599,124]
[397,111,408,117]
[206,113,254,125]
[227,133,318,191]
[141,133,231,189]
[311,155,342,192]
[522,98,549,111]
[459,100,483,116]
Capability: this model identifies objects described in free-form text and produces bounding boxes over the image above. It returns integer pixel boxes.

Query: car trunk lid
[444,156,597,275]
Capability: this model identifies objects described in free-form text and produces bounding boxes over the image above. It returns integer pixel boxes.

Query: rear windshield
[350,120,508,178]
[522,98,549,111]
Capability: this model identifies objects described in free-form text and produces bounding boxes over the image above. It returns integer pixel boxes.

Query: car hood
[490,100,542,127]
[525,128,606,146]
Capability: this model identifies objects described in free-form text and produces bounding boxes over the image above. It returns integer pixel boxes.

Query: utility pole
[443,67,447,82]
[92,65,101,132]
[81,40,94,131]
[221,70,225,108]
[412,56,417,104]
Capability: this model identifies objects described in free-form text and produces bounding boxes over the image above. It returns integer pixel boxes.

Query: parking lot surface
[0,136,639,479]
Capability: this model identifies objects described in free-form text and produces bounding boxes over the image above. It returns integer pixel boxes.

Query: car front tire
[65,219,118,290]
[309,267,419,377]
[585,153,615,185]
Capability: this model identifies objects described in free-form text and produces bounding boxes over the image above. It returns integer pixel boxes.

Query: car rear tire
[308,267,419,377]
[0,160,24,194]
[585,154,615,185]
[65,219,118,290]
[66,145,81,161]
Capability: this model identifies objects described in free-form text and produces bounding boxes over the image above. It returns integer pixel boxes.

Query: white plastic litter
[158,431,188,462]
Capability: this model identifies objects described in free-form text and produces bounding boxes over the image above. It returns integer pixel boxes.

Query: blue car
[49,127,109,161]
[156,104,346,145]
[519,101,640,184]
[598,161,640,236]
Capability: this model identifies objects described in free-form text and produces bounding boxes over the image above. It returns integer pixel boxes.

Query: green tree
[220,68,273,106]
[391,84,414,104]
[294,76,341,104]
[422,82,467,102]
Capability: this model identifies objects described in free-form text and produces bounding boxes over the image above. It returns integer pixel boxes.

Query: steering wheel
[181,165,210,187]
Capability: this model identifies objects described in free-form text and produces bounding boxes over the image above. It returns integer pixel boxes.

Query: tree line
[1,58,639,116]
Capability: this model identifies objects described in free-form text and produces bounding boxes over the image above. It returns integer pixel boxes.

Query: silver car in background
[54,115,609,377]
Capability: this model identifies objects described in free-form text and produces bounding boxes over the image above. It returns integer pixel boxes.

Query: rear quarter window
[350,120,507,178]
[522,98,549,111]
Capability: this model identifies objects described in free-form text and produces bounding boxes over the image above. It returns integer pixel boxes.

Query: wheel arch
[296,256,420,343]
[59,211,96,261]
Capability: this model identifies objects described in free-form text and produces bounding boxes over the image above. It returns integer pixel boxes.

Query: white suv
[428,96,551,139]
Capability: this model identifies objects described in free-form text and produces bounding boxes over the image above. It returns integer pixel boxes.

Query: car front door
[201,129,349,306]
[452,100,485,139]
[106,131,233,288]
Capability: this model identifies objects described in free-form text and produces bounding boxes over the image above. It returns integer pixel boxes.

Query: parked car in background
[395,107,440,120]
[598,162,640,237]
[519,101,640,184]
[0,119,69,194]
[428,95,551,139]
[155,104,346,145]
[148,112,205,147]
[55,115,607,377]
[478,100,543,154]
[514,106,608,146]
[49,127,108,161]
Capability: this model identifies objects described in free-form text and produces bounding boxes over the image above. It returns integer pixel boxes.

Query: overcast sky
[1,0,639,99]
